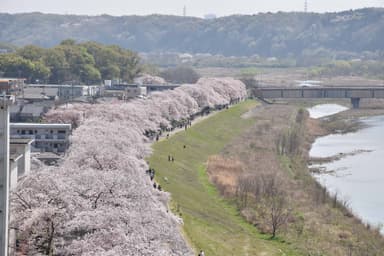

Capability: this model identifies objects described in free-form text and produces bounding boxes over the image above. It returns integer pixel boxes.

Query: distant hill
[1,8,384,57]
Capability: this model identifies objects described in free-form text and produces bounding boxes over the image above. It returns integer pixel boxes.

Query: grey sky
[0,0,383,17]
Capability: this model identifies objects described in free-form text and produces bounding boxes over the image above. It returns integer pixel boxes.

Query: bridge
[254,86,384,108]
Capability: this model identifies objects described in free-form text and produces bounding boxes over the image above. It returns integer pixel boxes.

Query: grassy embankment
[148,100,300,256]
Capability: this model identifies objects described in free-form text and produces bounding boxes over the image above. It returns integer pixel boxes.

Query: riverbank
[148,100,299,255]
[207,102,384,255]
[305,104,384,251]
[148,98,384,255]
[309,110,384,235]
[306,102,384,164]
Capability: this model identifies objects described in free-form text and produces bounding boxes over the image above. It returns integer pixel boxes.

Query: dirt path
[159,108,224,140]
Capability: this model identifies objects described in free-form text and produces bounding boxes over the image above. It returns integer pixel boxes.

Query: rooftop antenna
[304,0,308,12]
[183,5,186,17]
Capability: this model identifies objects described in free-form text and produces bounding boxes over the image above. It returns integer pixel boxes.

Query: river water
[308,104,384,229]
[307,104,348,119]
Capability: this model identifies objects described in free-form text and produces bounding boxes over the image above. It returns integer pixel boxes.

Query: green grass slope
[149,100,301,256]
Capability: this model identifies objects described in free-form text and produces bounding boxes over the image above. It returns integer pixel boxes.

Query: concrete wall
[23,143,31,176]
[10,142,31,177]
[8,160,17,256]
[0,102,10,256]
[9,160,18,190]
[8,157,21,256]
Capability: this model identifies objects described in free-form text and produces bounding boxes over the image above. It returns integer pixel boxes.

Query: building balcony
[11,134,34,140]
[11,134,67,142]
[34,138,67,142]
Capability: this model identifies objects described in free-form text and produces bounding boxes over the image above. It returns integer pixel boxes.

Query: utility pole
[304,0,308,12]
[0,93,15,256]
[183,5,186,17]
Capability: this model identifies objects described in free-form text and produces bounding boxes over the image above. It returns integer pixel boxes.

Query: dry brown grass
[207,155,244,196]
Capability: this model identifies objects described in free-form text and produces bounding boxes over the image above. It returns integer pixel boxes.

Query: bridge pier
[351,97,360,109]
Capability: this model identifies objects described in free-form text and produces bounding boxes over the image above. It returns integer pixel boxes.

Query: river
[308,104,384,230]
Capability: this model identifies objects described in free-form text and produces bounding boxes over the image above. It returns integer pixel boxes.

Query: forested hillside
[0,8,383,57]
[0,41,141,83]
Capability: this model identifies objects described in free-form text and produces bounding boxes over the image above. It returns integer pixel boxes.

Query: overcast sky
[0,0,383,17]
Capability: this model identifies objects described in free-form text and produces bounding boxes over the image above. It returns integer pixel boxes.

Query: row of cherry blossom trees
[11,78,247,255]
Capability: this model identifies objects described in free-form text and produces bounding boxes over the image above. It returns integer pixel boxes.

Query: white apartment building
[10,123,71,154]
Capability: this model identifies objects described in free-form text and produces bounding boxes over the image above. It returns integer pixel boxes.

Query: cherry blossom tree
[11,78,247,255]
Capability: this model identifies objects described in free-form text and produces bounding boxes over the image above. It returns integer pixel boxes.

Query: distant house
[10,103,50,122]
[25,84,101,102]
[102,83,180,99]
[20,104,48,122]
[0,78,25,96]
[22,87,59,102]
[10,123,72,154]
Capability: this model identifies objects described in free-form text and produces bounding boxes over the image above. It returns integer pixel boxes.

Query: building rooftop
[28,84,98,88]
[0,78,26,82]
[10,104,21,113]
[22,87,58,99]
[20,104,47,117]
